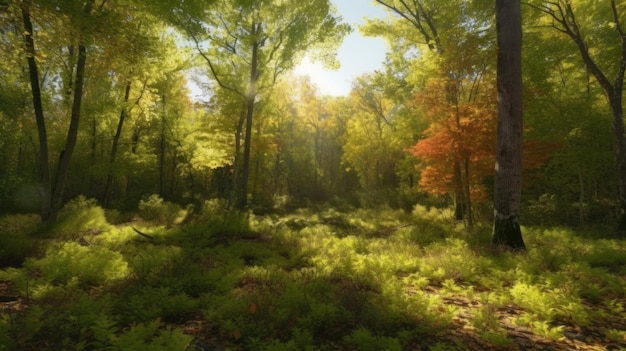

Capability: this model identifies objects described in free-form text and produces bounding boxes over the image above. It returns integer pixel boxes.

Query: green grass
[0,202,625,350]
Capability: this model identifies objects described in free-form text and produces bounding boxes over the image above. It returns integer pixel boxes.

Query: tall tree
[181,0,349,210]
[366,0,495,221]
[19,0,51,220]
[342,74,405,205]
[492,0,525,249]
[409,79,498,228]
[526,0,626,232]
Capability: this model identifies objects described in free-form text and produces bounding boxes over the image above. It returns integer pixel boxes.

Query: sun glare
[293,57,346,96]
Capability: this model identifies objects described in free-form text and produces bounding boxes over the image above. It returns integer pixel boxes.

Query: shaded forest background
[0,0,625,230]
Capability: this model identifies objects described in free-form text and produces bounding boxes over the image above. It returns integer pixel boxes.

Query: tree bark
[49,42,88,221]
[464,157,473,229]
[159,93,166,197]
[453,161,465,220]
[229,107,245,209]
[238,23,260,210]
[47,0,95,221]
[492,0,526,250]
[102,80,132,206]
[21,1,51,221]
[607,96,626,232]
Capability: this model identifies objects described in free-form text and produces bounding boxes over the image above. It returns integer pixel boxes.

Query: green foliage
[0,215,39,267]
[104,209,134,225]
[0,314,16,351]
[138,195,185,225]
[472,304,513,347]
[198,198,230,219]
[525,193,560,225]
[48,196,111,237]
[29,242,129,287]
[118,286,198,324]
[510,282,588,326]
[111,320,192,350]
[343,328,402,351]
[583,250,626,270]
[1,207,626,349]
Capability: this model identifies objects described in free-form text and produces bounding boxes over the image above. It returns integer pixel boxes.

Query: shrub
[188,198,230,224]
[138,194,184,225]
[111,320,192,351]
[105,208,134,224]
[49,196,110,237]
[31,242,129,287]
[118,286,198,323]
[343,328,402,351]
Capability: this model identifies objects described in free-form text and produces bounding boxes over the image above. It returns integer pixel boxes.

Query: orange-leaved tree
[409,78,497,227]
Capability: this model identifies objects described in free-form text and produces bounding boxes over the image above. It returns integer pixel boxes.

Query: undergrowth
[0,201,625,350]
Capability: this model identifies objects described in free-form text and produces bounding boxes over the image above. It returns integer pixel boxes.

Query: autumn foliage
[409,79,554,205]
[409,79,497,203]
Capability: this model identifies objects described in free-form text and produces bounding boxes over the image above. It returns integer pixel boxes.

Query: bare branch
[188,28,245,98]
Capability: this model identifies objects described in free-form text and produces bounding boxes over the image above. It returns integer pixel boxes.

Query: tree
[526,0,626,232]
[492,0,525,249]
[14,0,97,221]
[18,0,51,220]
[367,0,495,220]
[341,73,407,205]
[180,0,349,210]
[409,79,498,228]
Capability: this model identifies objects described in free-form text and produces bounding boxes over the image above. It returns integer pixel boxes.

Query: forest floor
[1,203,625,350]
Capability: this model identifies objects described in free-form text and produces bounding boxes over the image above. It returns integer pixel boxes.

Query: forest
[0,0,625,350]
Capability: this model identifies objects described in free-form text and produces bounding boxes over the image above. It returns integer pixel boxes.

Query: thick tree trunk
[492,0,526,250]
[21,2,51,221]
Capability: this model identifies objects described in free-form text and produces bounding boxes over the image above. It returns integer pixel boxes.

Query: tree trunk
[578,171,585,227]
[170,149,177,199]
[102,80,132,206]
[159,94,166,197]
[607,96,626,232]
[47,0,94,221]
[453,161,465,220]
[464,157,473,229]
[49,42,88,221]
[238,25,260,210]
[492,0,526,250]
[229,106,246,209]
[21,1,51,221]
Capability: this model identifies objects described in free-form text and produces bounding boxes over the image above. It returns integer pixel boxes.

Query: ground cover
[0,199,625,350]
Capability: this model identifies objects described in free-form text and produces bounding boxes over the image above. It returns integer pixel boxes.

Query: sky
[293,0,388,96]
